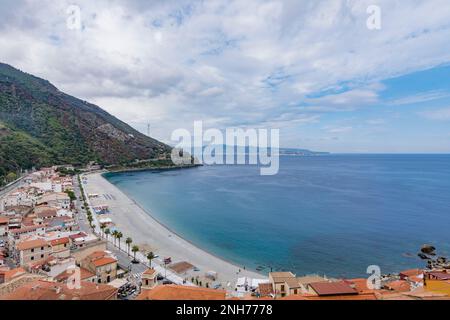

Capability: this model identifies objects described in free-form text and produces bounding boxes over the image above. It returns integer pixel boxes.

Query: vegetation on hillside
[0,62,173,186]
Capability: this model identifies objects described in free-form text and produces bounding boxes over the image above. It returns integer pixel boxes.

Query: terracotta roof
[54,268,96,282]
[50,237,70,246]
[137,285,226,300]
[16,239,49,251]
[399,268,423,278]
[9,224,45,234]
[92,257,117,267]
[384,280,411,292]
[0,280,117,300]
[309,281,358,296]
[304,293,378,300]
[344,278,374,294]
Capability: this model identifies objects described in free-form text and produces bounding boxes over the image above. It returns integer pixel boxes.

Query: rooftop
[0,280,117,300]
[309,281,358,296]
[16,239,49,251]
[137,285,226,300]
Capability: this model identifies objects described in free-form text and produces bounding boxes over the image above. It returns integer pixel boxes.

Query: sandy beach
[82,172,265,290]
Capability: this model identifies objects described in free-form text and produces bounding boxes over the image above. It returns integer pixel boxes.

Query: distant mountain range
[188,145,329,156]
[0,63,171,183]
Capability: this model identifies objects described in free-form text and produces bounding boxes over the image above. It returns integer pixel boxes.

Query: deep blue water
[104,155,450,278]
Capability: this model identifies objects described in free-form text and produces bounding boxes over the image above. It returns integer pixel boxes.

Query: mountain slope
[0,63,172,181]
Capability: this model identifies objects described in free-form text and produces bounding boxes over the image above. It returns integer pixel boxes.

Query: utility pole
[147,123,151,137]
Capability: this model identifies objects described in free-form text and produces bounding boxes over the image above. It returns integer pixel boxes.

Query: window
[31,248,34,253]
[294,289,298,294]
[41,254,44,258]
[31,256,34,261]
[281,285,285,291]
[41,247,44,251]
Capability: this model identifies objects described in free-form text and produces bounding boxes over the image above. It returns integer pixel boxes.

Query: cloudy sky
[1,0,450,152]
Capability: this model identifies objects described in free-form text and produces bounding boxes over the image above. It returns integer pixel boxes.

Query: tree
[104,228,110,241]
[6,172,17,183]
[147,251,155,267]
[112,230,118,246]
[100,224,106,238]
[87,215,93,227]
[126,237,133,256]
[117,232,123,251]
[65,190,76,201]
[132,245,139,261]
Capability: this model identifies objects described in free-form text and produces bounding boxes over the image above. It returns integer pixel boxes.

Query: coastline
[82,171,265,289]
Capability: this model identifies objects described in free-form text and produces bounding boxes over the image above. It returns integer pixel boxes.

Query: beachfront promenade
[80,172,265,291]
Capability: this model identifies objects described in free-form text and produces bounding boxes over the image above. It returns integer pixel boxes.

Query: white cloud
[420,107,450,120]
[1,0,450,147]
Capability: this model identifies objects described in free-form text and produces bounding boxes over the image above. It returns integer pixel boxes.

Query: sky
[1,0,450,153]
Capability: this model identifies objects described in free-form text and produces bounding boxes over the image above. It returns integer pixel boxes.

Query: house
[33,206,58,220]
[50,237,71,258]
[268,272,297,297]
[80,251,118,284]
[37,193,70,209]
[137,284,226,300]
[423,271,450,296]
[0,279,117,300]
[308,281,358,297]
[15,239,52,266]
[54,266,96,284]
[297,275,327,294]
[141,268,158,290]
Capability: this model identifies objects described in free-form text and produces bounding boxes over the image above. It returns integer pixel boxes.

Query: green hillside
[0,63,172,185]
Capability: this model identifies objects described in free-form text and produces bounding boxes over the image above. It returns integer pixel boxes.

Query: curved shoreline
[83,171,265,288]
[116,177,264,276]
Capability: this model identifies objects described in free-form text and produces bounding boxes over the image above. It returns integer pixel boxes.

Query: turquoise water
[104,155,450,278]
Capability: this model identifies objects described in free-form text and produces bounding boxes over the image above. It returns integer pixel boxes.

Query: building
[37,193,70,209]
[308,281,358,297]
[80,251,118,284]
[137,284,226,300]
[15,239,52,266]
[50,237,70,259]
[54,266,96,284]
[0,279,117,300]
[268,272,297,297]
[141,268,158,290]
[33,206,58,220]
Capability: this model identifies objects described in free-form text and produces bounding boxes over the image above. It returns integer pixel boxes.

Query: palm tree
[100,224,106,238]
[126,237,133,256]
[132,245,139,262]
[87,215,93,227]
[117,232,123,251]
[147,251,155,267]
[112,230,118,246]
[104,228,110,241]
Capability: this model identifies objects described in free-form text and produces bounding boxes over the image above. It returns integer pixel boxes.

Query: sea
[104,154,450,278]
